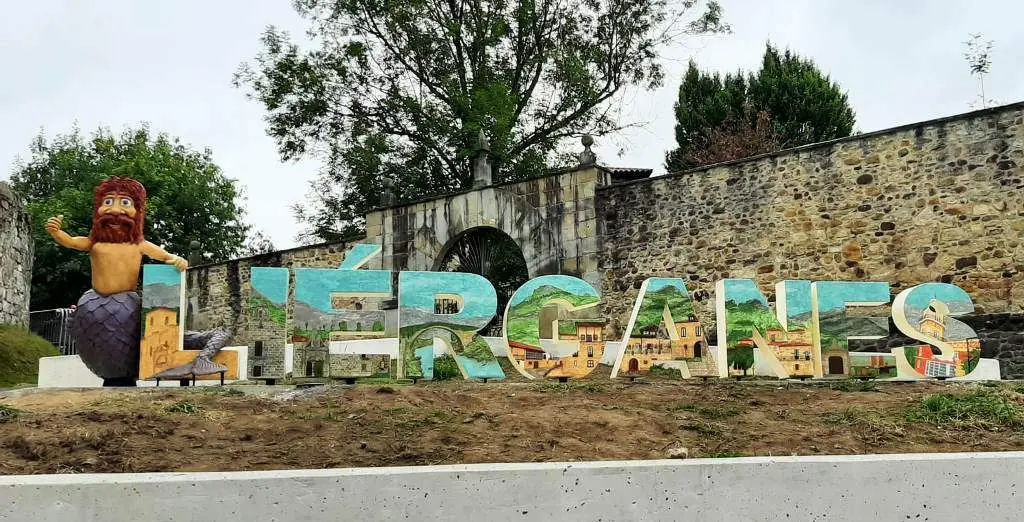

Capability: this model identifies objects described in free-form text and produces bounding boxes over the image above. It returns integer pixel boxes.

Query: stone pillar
[0,182,34,327]
[472,129,493,188]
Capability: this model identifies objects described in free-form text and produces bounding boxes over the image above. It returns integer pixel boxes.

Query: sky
[2,1,1021,250]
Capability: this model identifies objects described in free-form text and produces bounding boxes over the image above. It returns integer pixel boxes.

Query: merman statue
[46,177,188,386]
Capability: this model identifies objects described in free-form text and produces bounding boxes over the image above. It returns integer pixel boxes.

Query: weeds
[831,380,879,393]
[673,403,744,420]
[679,420,724,436]
[533,381,607,394]
[190,387,245,397]
[824,408,905,443]
[702,451,752,458]
[0,404,21,423]
[905,390,1023,429]
[165,401,203,415]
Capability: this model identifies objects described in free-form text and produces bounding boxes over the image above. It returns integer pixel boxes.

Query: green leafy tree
[9,126,249,310]
[666,43,855,172]
[236,0,728,241]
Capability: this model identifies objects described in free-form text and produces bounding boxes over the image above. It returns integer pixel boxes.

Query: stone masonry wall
[0,182,33,327]
[186,241,353,347]
[596,103,1024,374]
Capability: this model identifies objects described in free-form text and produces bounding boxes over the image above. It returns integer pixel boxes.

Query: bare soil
[2,380,1023,475]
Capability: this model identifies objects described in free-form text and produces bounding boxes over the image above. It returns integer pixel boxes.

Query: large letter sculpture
[399,272,503,381]
[612,278,712,379]
[892,283,999,380]
[504,275,604,380]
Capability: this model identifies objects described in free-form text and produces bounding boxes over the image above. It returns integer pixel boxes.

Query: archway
[693,342,703,359]
[435,227,529,336]
[628,358,640,374]
[828,356,845,375]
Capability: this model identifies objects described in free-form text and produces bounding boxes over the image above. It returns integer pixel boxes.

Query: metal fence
[29,309,76,355]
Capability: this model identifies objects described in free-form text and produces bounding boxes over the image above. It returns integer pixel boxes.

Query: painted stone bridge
[190,102,1024,376]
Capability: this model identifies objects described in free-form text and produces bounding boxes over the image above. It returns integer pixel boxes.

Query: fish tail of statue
[72,290,142,385]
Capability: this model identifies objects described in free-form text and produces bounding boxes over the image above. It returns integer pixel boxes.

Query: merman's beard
[91,214,138,244]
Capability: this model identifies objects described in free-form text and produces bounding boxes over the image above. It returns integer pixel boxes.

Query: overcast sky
[1,1,1021,250]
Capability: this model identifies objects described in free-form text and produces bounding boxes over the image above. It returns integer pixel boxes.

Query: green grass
[673,403,744,420]
[905,390,1023,429]
[830,380,880,393]
[0,404,21,423]
[0,325,60,388]
[165,401,203,415]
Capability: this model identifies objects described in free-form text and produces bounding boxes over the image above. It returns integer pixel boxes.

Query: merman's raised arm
[141,241,188,271]
[45,215,93,252]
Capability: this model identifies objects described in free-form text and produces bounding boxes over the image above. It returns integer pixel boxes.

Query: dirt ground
[2,380,1024,475]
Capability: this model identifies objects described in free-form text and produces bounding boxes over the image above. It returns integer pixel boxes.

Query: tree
[682,104,780,166]
[9,126,249,310]
[666,43,855,172]
[242,230,277,256]
[964,33,995,109]
[236,0,729,242]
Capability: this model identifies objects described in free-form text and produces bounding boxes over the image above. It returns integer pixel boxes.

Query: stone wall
[186,240,353,346]
[0,182,33,327]
[596,103,1024,340]
[365,166,606,289]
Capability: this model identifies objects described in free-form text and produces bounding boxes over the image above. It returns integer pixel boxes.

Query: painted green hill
[507,285,600,347]
[634,285,696,332]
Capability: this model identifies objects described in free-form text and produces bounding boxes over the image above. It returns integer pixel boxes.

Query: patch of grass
[830,380,879,393]
[165,401,203,415]
[702,451,752,458]
[673,403,744,420]
[190,387,245,397]
[0,325,60,388]
[679,420,723,436]
[824,408,905,442]
[533,381,607,394]
[905,390,1023,429]
[0,404,22,423]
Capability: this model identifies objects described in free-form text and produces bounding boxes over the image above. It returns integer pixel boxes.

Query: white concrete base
[37,355,103,388]
[1,452,1022,521]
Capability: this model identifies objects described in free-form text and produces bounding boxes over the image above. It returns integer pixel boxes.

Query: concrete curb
[1,452,1022,521]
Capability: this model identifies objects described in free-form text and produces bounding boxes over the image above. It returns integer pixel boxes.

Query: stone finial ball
[189,240,201,250]
[581,134,594,147]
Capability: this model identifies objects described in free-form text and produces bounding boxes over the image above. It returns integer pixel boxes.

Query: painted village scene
[3,5,1024,511]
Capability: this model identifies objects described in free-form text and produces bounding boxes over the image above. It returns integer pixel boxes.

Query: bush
[0,325,60,388]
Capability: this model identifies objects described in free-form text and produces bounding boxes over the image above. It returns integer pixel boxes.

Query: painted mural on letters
[613,278,712,379]
[399,271,505,381]
[138,264,186,380]
[504,275,605,380]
